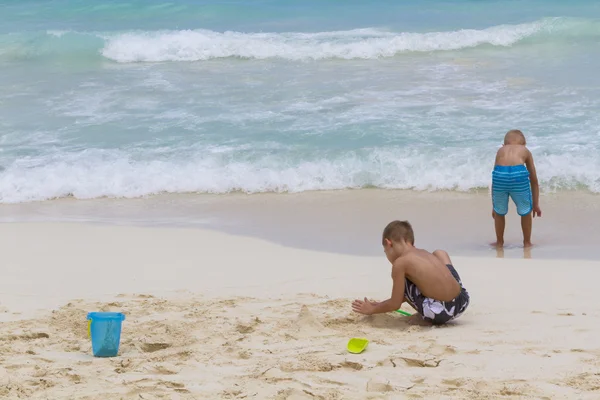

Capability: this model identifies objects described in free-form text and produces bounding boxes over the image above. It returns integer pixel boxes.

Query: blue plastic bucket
[86,312,125,357]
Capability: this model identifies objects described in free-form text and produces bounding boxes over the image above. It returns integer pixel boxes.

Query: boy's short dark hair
[382,220,414,245]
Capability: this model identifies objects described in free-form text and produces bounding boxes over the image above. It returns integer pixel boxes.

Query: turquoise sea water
[1,0,600,203]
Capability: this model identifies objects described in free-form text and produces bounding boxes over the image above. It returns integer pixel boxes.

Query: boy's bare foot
[496,247,505,258]
[523,241,533,248]
[490,241,504,248]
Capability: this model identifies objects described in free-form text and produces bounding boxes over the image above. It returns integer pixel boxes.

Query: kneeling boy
[352,220,470,325]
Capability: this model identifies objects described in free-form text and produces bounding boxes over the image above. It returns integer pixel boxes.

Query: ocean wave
[0,17,598,62]
[0,148,598,203]
[100,18,600,62]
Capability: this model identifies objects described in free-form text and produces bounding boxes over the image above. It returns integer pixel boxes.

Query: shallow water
[1,190,597,260]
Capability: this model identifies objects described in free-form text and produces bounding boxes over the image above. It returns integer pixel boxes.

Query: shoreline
[0,189,598,260]
[1,222,599,399]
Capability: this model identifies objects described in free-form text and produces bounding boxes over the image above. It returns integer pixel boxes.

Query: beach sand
[1,222,599,399]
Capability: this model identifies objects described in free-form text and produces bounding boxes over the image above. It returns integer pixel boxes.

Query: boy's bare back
[397,249,461,302]
[495,144,530,167]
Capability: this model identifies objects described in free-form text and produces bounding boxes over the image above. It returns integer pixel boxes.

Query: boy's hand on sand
[533,205,542,218]
[352,297,377,315]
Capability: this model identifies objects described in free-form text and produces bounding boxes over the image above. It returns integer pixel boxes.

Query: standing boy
[491,130,542,248]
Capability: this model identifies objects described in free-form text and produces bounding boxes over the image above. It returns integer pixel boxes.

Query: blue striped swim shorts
[492,165,533,216]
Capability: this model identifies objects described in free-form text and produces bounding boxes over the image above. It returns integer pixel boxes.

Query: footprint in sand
[281,389,315,400]
[280,356,337,373]
[114,358,135,374]
[235,317,262,334]
[158,380,186,390]
[4,332,49,341]
[139,342,171,353]
[377,358,397,368]
[235,323,255,334]
[442,378,466,388]
[366,377,393,392]
[134,294,155,299]
[321,315,359,332]
[397,357,441,368]
[409,340,457,356]
[261,367,291,382]
[67,373,83,384]
[281,333,298,341]
[139,362,180,375]
[339,361,363,371]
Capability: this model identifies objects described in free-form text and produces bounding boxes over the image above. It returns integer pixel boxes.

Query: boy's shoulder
[496,144,530,154]
[391,253,414,272]
[500,143,528,149]
[517,144,532,156]
[392,250,430,270]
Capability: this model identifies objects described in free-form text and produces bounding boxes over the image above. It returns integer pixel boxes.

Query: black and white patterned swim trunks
[404,264,470,325]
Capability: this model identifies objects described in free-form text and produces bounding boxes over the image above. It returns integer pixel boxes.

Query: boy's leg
[521,213,533,247]
[511,187,534,248]
[493,211,506,247]
[491,186,509,247]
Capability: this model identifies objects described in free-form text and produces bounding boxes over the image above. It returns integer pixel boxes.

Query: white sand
[1,223,599,399]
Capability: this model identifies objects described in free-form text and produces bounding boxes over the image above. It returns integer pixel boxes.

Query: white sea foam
[101,19,565,62]
[0,147,598,203]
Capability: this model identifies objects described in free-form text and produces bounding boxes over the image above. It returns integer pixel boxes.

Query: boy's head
[504,129,526,145]
[382,220,414,262]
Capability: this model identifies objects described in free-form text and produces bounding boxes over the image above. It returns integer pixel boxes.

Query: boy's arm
[352,259,406,315]
[525,149,542,217]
